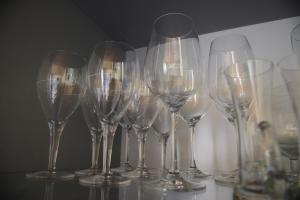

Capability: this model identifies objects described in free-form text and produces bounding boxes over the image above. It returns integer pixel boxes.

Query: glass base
[75,168,101,177]
[26,171,74,181]
[234,186,271,200]
[79,173,131,187]
[112,162,134,173]
[124,167,156,179]
[214,170,239,186]
[145,172,206,192]
[180,167,211,181]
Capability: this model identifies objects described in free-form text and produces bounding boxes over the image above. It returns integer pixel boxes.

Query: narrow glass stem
[232,116,244,184]
[121,125,130,164]
[137,131,147,169]
[101,123,117,176]
[169,112,179,174]
[160,135,168,172]
[189,126,197,168]
[44,181,54,200]
[91,132,102,169]
[47,121,65,172]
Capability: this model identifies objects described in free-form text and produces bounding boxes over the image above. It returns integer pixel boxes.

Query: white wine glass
[26,50,86,180]
[75,88,102,176]
[125,80,163,179]
[144,13,205,191]
[208,34,254,184]
[79,41,139,186]
[179,82,211,180]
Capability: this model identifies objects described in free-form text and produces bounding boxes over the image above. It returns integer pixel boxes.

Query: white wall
[125,16,300,175]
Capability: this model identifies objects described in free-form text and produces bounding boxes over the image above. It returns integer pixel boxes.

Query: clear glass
[208,34,254,184]
[112,116,134,173]
[144,13,205,191]
[75,88,102,176]
[225,59,285,198]
[271,84,299,184]
[79,41,139,186]
[26,50,86,181]
[124,80,163,179]
[152,103,171,176]
[291,24,300,53]
[278,53,300,187]
[179,81,211,181]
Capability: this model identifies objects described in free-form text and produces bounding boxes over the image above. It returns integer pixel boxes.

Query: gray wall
[0,0,122,172]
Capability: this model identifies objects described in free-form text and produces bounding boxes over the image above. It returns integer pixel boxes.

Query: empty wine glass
[152,103,171,176]
[271,84,299,184]
[179,81,211,180]
[144,13,205,191]
[79,41,139,186]
[208,34,254,184]
[279,53,300,186]
[26,50,86,180]
[112,116,134,173]
[291,24,300,53]
[125,80,163,179]
[225,59,285,199]
[75,88,102,176]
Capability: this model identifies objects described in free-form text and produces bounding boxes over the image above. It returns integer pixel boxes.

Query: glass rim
[152,12,195,38]
[291,24,300,42]
[93,40,137,54]
[224,58,274,79]
[46,49,87,64]
[277,52,300,71]
[210,34,251,52]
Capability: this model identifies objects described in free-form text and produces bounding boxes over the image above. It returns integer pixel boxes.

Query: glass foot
[234,186,270,200]
[145,172,206,192]
[180,167,211,181]
[26,171,74,181]
[124,167,156,179]
[214,170,239,186]
[112,162,134,173]
[75,168,101,177]
[79,173,131,187]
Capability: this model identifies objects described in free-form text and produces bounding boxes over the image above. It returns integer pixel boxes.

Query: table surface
[0,172,235,200]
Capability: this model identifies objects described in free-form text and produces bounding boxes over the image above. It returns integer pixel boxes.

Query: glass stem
[89,187,97,200]
[91,132,102,169]
[189,125,197,169]
[121,125,130,165]
[160,135,168,172]
[47,121,65,172]
[169,112,179,174]
[137,131,147,169]
[101,122,117,176]
[44,181,54,200]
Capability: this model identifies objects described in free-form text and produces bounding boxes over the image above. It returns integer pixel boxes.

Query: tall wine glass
[26,50,86,180]
[208,34,254,184]
[144,13,205,191]
[291,24,300,53]
[279,53,300,186]
[271,84,299,183]
[225,59,285,199]
[112,116,134,173]
[75,88,102,176]
[179,81,211,180]
[79,41,139,186]
[125,80,163,179]
[152,103,171,176]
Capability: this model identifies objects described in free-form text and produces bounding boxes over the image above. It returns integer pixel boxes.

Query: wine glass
[26,50,86,180]
[208,34,254,184]
[125,80,163,179]
[75,88,102,176]
[79,41,139,186]
[144,13,205,191]
[271,84,299,183]
[152,103,171,177]
[112,116,134,173]
[278,53,300,186]
[291,24,300,53]
[225,59,285,198]
[179,80,211,180]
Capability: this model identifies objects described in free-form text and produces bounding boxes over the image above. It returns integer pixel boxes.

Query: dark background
[0,0,299,173]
